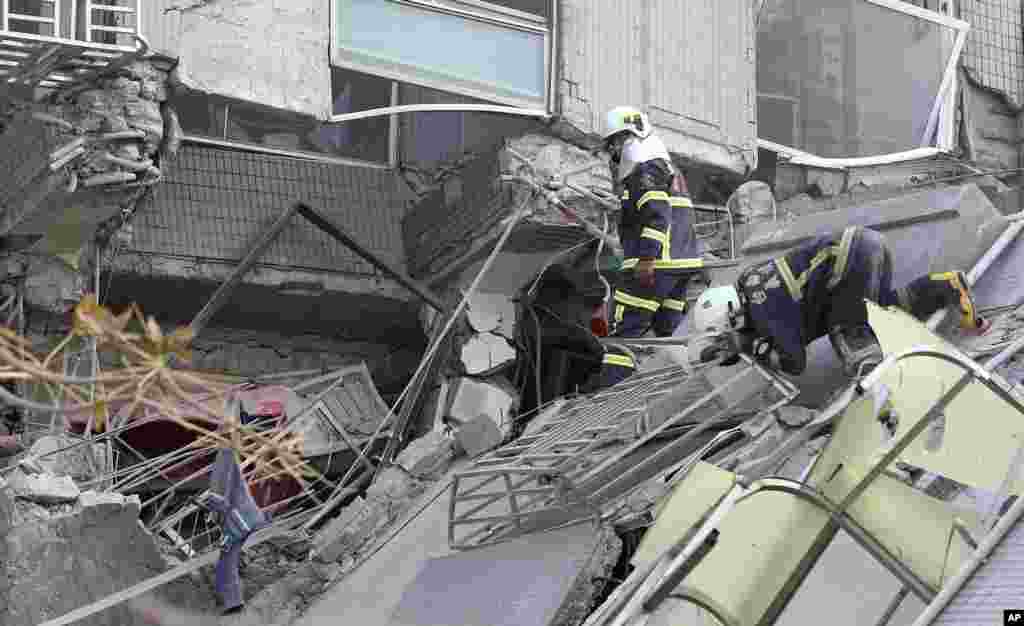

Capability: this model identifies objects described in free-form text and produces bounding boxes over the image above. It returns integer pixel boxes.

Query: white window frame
[329,0,554,112]
[757,0,970,170]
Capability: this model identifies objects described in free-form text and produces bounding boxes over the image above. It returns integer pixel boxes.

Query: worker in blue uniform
[692,225,989,378]
[585,106,707,392]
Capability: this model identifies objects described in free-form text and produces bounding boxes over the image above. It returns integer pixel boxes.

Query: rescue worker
[692,225,988,378]
[585,106,706,391]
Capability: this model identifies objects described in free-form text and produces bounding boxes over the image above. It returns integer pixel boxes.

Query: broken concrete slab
[446,377,518,437]
[726,180,777,224]
[466,292,515,336]
[455,414,504,458]
[0,483,165,626]
[387,521,622,626]
[8,469,80,504]
[459,333,517,376]
[395,431,457,480]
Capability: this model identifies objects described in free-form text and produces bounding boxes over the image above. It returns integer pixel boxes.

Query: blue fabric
[619,160,673,260]
[206,447,272,611]
[738,226,899,376]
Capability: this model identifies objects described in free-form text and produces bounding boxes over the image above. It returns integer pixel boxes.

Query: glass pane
[335,0,546,104]
[480,0,549,18]
[758,0,956,157]
[168,90,227,138]
[310,66,391,163]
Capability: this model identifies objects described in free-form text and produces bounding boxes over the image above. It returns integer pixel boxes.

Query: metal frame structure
[756,0,970,168]
[589,344,1024,626]
[448,357,799,549]
[0,0,140,90]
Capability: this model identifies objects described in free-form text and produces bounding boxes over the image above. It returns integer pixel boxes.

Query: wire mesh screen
[959,0,1024,107]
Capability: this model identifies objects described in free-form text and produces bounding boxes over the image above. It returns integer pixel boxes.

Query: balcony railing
[0,0,142,90]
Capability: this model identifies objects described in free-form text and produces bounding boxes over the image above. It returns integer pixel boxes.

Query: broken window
[757,0,968,160]
[168,80,392,165]
[398,82,542,169]
[332,0,551,109]
[315,66,393,164]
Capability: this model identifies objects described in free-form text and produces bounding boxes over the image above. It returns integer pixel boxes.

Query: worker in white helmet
[585,106,705,391]
[692,225,989,378]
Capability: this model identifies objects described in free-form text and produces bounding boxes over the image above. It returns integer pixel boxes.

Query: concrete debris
[727,181,778,223]
[7,468,80,504]
[25,434,108,483]
[313,466,428,564]
[466,292,516,336]
[459,332,517,376]
[446,377,518,438]
[395,431,457,479]
[23,254,84,314]
[455,414,504,458]
[0,481,164,626]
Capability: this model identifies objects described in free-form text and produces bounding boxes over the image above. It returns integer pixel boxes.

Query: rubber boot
[828,324,884,378]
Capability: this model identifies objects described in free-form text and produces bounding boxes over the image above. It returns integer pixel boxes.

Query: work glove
[636,258,656,289]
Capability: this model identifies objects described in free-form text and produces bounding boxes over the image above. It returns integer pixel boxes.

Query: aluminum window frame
[757,0,970,170]
[329,0,554,111]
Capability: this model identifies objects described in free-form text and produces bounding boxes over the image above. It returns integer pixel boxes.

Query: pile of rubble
[35,59,180,188]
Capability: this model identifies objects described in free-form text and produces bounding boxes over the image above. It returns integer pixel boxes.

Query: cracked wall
[143,0,331,118]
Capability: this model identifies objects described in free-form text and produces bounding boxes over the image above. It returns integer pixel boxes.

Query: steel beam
[296,202,446,313]
[189,203,299,336]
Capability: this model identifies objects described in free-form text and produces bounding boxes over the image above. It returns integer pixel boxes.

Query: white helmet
[693,285,745,333]
[603,106,652,141]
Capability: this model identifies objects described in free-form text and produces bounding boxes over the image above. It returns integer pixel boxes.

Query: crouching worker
[196,447,271,616]
[693,225,989,378]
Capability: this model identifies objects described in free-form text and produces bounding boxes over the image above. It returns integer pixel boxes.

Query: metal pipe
[875,588,909,626]
[910,488,1024,626]
[927,220,1024,330]
[329,103,551,124]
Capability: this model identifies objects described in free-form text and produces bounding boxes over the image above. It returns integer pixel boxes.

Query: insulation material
[933,513,1024,624]
[387,522,614,626]
[866,302,1024,494]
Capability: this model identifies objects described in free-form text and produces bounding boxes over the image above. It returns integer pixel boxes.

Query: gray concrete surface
[294,466,464,626]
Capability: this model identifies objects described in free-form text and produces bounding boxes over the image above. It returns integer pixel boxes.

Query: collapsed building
[0,0,1023,625]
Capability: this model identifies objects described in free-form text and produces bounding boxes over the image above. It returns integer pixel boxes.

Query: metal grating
[959,0,1024,107]
[448,359,799,550]
[129,144,413,276]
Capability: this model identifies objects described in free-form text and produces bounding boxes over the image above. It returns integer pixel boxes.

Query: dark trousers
[598,272,693,389]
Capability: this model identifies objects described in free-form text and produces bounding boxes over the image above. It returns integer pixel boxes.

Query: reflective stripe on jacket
[737,226,859,375]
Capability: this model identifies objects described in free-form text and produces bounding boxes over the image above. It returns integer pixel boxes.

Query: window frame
[329,0,554,111]
[756,0,970,169]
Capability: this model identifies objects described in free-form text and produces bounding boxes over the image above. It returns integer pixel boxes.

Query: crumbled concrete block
[0,484,165,626]
[395,431,457,479]
[26,434,107,483]
[467,292,516,336]
[776,406,817,428]
[459,333,517,376]
[8,469,79,504]
[455,414,504,458]
[447,377,518,438]
[80,489,142,519]
[727,180,778,223]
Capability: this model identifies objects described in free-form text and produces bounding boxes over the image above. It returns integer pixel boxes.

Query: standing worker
[692,225,989,378]
[585,106,706,392]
